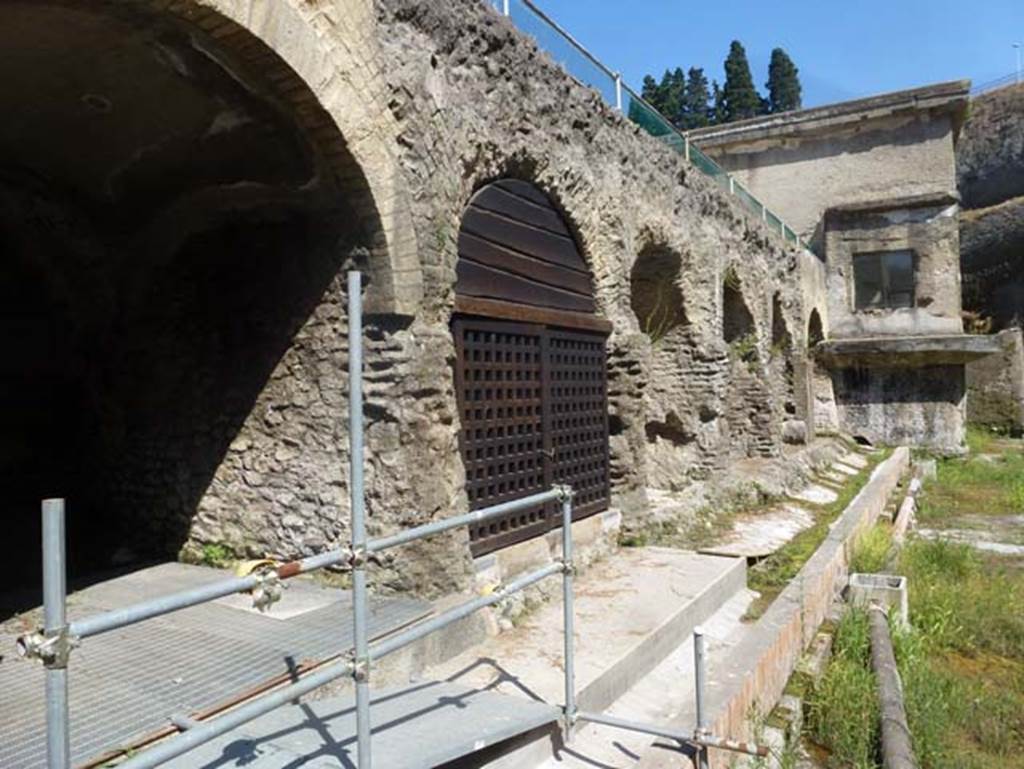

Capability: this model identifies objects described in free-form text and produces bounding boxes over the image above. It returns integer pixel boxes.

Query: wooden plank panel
[456,260,596,314]
[470,186,572,238]
[454,297,612,333]
[458,231,593,297]
[461,208,586,273]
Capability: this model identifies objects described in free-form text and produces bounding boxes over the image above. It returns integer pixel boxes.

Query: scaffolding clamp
[351,654,371,683]
[251,570,285,613]
[561,558,576,577]
[16,626,78,669]
[554,484,576,503]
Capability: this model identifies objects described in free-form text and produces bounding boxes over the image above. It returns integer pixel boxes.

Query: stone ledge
[817,333,1002,367]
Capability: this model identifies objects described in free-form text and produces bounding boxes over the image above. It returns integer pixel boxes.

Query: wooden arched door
[452,179,611,555]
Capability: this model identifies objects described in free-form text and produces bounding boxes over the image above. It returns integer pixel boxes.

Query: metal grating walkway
[0,563,431,769]
[162,680,560,768]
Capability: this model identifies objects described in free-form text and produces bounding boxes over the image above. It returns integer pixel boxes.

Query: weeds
[199,542,234,568]
[805,608,879,769]
[849,523,893,574]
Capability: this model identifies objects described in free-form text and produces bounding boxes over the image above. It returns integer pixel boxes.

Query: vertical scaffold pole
[502,0,510,16]
[43,498,70,769]
[561,486,576,741]
[614,75,623,111]
[694,627,709,769]
[348,271,372,768]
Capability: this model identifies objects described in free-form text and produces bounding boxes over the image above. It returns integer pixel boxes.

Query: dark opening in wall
[0,2,371,606]
[722,268,757,358]
[808,308,825,347]
[630,245,688,343]
[771,292,792,351]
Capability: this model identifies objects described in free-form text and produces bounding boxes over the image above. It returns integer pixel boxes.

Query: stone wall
[692,103,961,246]
[6,0,826,592]
[832,365,966,451]
[965,328,1024,435]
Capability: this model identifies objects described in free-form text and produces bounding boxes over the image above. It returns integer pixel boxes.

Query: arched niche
[452,179,611,555]
[631,244,689,344]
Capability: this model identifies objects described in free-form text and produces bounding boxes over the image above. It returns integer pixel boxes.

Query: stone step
[428,547,747,768]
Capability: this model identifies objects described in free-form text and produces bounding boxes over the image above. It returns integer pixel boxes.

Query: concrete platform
[0,563,432,769]
[161,681,560,769]
[429,548,745,728]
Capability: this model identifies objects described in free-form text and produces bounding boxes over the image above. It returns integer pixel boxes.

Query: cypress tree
[766,48,802,113]
[682,67,711,129]
[630,74,671,135]
[710,80,727,125]
[655,68,686,127]
[722,40,761,122]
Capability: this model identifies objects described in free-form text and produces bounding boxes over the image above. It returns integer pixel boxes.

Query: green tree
[710,80,727,125]
[654,68,686,126]
[722,40,762,122]
[766,47,802,113]
[681,67,711,129]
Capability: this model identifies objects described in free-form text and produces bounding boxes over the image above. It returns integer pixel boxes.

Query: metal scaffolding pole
[348,270,372,768]
[560,486,576,740]
[694,627,709,769]
[43,499,70,769]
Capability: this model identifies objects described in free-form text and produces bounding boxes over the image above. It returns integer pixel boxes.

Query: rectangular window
[853,250,915,310]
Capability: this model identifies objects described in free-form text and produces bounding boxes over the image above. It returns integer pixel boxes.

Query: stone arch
[450,178,611,556]
[631,243,689,344]
[0,0,403,595]
[159,0,420,314]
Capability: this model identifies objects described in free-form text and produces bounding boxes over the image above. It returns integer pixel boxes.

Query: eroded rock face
[958,83,1024,329]
[3,0,820,593]
[958,84,1024,210]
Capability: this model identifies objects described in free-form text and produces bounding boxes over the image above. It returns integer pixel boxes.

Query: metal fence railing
[16,271,768,769]
[971,70,1022,95]
[490,0,808,251]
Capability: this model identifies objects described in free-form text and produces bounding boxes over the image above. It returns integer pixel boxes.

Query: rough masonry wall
[172,0,816,591]
[965,328,1024,435]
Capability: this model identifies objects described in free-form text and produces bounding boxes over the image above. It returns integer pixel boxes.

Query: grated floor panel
[0,563,431,769]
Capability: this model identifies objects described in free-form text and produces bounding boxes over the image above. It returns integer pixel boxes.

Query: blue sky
[528,0,1024,107]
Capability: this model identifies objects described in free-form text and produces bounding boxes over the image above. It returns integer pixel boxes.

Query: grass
[807,433,1024,769]
[916,426,1024,522]
[849,522,893,574]
[743,449,889,619]
[806,608,879,769]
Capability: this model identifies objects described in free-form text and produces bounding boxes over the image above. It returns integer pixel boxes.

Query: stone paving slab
[0,563,431,769]
[699,504,814,559]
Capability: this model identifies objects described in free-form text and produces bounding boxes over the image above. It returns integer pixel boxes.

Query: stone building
[689,81,999,452]
[2,0,824,594]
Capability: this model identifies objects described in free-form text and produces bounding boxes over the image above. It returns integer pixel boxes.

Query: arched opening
[808,308,825,347]
[723,268,757,362]
[771,292,793,352]
[1,2,378,602]
[452,179,611,555]
[631,245,688,344]
[805,308,838,434]
[770,293,797,418]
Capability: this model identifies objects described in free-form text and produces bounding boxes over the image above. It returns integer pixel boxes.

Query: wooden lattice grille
[454,318,610,556]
